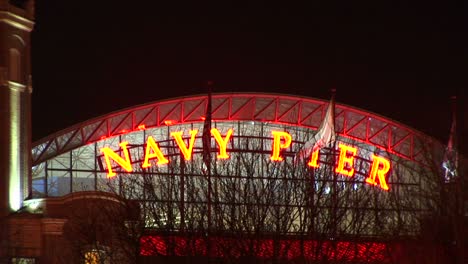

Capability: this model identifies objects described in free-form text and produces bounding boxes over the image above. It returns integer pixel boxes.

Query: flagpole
[180,145,186,232]
[450,95,458,179]
[447,95,464,264]
[202,81,213,238]
[208,83,212,235]
[294,87,337,254]
[329,88,338,248]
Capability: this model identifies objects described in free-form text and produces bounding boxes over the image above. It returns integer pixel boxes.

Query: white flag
[442,98,458,181]
[297,96,336,161]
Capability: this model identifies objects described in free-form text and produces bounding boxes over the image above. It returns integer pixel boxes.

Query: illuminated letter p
[271,131,292,161]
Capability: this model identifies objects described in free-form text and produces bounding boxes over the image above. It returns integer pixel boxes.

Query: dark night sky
[30,1,467,154]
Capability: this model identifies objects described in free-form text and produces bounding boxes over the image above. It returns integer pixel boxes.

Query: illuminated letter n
[100,141,133,178]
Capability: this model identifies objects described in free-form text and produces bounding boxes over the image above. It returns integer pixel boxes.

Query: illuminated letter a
[142,136,169,168]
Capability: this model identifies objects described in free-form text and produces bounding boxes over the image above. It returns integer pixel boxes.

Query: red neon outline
[98,131,393,191]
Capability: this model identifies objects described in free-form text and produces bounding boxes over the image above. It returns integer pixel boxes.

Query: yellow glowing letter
[307,149,320,168]
[335,143,357,177]
[142,136,169,168]
[211,128,233,159]
[366,155,390,191]
[171,130,198,160]
[100,141,133,178]
[271,131,292,161]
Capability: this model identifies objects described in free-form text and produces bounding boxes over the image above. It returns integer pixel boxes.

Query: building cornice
[8,80,26,92]
[0,11,34,32]
[23,191,126,214]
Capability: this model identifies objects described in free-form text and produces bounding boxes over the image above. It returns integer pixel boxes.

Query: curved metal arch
[32,93,443,166]
[10,34,26,46]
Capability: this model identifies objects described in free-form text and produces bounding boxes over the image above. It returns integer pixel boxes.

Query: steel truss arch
[32,93,443,166]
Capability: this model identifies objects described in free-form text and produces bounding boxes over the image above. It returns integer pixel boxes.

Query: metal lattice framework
[29,93,451,263]
[32,93,443,166]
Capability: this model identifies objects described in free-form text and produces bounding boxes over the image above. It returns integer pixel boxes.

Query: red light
[164,120,175,126]
[137,124,146,130]
[140,235,390,262]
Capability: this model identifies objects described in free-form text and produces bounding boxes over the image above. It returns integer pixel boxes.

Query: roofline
[32,92,443,165]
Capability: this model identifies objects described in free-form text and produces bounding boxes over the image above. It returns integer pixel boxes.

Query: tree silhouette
[58,123,460,263]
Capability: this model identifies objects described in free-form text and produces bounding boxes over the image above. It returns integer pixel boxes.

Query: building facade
[24,93,460,263]
[0,2,466,263]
